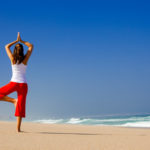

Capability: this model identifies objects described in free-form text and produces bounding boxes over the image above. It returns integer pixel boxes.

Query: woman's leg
[0,96,17,107]
[15,83,28,133]
[17,116,22,132]
[0,82,18,107]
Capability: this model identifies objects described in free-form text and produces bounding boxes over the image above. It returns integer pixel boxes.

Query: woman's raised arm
[5,32,20,61]
[5,40,18,61]
[20,39,33,50]
[19,33,34,65]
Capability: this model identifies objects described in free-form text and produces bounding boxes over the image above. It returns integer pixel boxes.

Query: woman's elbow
[28,44,34,51]
[30,44,34,49]
[5,45,9,48]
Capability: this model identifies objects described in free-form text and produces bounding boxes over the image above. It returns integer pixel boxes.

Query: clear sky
[0,0,150,120]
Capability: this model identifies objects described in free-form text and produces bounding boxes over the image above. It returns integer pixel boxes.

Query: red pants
[0,81,28,118]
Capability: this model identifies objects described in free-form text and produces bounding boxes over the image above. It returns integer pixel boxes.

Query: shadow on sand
[20,131,112,135]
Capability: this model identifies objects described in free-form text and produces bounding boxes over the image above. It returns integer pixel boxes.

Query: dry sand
[0,121,150,150]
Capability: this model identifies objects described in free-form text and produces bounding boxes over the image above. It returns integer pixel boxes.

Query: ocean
[32,113,150,128]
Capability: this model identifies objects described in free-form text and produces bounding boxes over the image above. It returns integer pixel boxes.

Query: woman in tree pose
[0,32,33,132]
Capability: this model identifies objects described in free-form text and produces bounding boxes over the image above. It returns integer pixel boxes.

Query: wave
[33,114,150,128]
[120,121,150,128]
[34,119,64,124]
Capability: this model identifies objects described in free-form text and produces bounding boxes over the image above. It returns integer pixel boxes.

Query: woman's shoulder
[22,62,27,66]
[11,61,27,66]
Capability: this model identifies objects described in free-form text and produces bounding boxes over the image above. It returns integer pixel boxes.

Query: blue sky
[0,0,150,120]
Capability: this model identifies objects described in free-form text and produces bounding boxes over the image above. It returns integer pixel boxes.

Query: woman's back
[10,62,27,83]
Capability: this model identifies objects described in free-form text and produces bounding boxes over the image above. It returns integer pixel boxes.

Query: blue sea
[32,113,150,128]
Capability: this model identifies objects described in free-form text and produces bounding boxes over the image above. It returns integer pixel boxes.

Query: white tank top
[10,63,27,83]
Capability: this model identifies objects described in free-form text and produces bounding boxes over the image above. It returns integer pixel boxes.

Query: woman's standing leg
[15,83,28,132]
[17,116,22,132]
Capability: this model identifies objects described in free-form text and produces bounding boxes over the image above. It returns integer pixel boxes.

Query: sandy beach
[0,121,150,150]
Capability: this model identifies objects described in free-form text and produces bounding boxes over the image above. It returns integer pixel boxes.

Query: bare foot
[17,129,21,132]
[14,99,17,108]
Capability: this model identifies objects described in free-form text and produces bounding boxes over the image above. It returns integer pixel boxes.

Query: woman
[0,32,33,132]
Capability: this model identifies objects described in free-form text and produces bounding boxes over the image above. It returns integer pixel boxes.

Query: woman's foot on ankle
[14,99,17,108]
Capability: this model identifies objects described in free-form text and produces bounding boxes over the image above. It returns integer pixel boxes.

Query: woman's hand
[16,32,33,48]
[17,32,21,42]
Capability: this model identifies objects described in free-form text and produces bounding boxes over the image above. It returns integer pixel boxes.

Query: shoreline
[1,120,150,130]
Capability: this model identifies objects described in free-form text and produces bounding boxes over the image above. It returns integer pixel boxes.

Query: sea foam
[33,114,150,128]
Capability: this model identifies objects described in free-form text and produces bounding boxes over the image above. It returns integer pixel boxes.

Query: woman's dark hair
[13,43,25,64]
